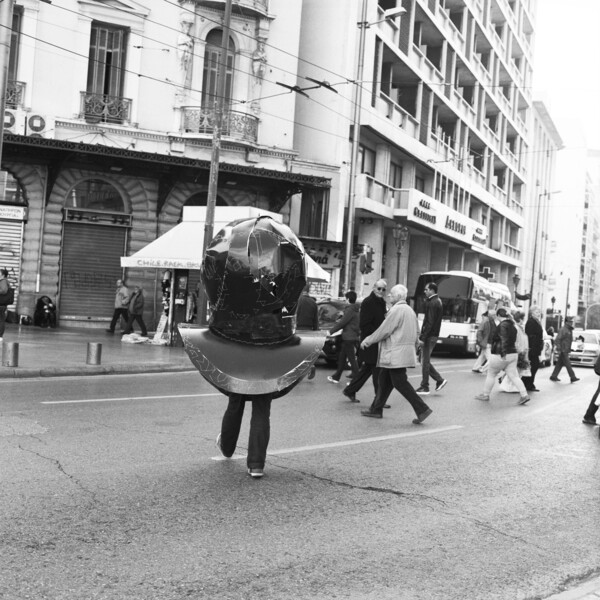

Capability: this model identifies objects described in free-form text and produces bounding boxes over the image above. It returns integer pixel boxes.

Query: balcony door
[87,22,127,98]
[201,29,235,110]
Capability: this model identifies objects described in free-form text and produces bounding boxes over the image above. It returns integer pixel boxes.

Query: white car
[568,330,600,367]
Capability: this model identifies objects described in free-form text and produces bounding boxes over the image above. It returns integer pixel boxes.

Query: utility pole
[198,0,232,324]
[0,0,15,164]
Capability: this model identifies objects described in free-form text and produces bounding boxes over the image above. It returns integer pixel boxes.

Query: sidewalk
[0,323,195,378]
[542,574,600,600]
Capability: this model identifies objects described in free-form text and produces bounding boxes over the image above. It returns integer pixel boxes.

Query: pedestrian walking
[499,310,530,393]
[180,216,323,478]
[106,279,130,333]
[522,306,544,391]
[549,317,579,383]
[122,285,148,337]
[0,267,12,341]
[582,357,600,426]
[296,285,319,380]
[359,284,432,424]
[416,282,448,395]
[343,279,388,403]
[327,290,360,384]
[475,308,531,405]
[472,309,496,373]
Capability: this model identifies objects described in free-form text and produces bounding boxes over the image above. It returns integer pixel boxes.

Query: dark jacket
[555,324,574,353]
[420,293,443,341]
[296,293,319,330]
[129,290,145,315]
[329,302,360,341]
[491,318,517,356]
[358,292,387,365]
[525,316,544,356]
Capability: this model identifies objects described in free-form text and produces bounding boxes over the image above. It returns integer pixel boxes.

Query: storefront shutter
[60,222,126,319]
[0,219,23,309]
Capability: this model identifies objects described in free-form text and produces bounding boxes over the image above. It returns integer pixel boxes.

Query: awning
[120,206,330,282]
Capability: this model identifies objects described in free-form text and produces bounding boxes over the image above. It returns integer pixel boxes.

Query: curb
[0,363,195,378]
[542,574,600,600]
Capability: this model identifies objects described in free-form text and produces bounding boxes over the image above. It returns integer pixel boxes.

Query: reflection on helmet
[201,216,306,344]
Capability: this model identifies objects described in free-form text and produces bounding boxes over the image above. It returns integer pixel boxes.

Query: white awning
[120,207,330,282]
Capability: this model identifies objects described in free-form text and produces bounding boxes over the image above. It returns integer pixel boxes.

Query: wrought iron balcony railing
[6,80,26,109]
[182,107,258,143]
[80,92,132,125]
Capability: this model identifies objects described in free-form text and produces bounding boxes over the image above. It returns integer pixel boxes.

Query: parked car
[317,298,360,366]
[568,330,600,367]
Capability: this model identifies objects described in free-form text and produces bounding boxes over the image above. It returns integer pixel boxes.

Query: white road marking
[41,393,220,405]
[211,425,464,461]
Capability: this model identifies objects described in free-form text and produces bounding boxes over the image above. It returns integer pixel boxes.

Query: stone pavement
[0,322,194,378]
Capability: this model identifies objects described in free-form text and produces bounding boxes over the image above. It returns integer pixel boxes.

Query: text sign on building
[303,243,344,269]
[407,194,488,247]
[0,205,27,221]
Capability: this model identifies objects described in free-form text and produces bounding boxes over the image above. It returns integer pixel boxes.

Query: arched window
[66,179,125,212]
[202,29,235,109]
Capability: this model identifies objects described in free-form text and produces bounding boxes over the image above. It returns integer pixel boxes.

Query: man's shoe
[550,377,560,382]
[571,377,580,383]
[435,379,448,392]
[384,404,391,409]
[415,386,430,395]
[105,329,114,334]
[361,409,382,419]
[342,389,359,402]
[247,468,264,478]
[472,369,482,373]
[475,393,490,401]
[327,376,340,384]
[307,366,316,380]
[412,408,432,424]
[518,395,531,405]
[215,433,232,458]
[582,417,597,425]
[527,387,540,392]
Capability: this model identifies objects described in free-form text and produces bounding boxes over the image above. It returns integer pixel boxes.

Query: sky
[533,0,600,148]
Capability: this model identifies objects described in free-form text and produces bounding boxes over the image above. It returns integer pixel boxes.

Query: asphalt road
[1,357,599,600]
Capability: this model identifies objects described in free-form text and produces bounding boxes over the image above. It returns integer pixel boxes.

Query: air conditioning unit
[25,113,55,139]
[4,108,26,135]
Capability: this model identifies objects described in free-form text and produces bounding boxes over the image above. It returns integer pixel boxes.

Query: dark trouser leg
[584,380,600,421]
[551,353,564,379]
[390,367,430,416]
[420,337,442,388]
[523,350,540,389]
[135,315,148,336]
[220,394,245,457]
[345,341,360,378]
[345,362,374,395]
[332,341,349,381]
[372,366,381,397]
[123,314,135,334]
[247,395,272,469]
[0,306,6,337]
[370,369,394,414]
[109,310,119,332]
[563,353,577,380]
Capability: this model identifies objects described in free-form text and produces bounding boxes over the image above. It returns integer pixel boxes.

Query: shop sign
[407,194,488,247]
[134,258,202,269]
[303,242,343,269]
[0,205,27,221]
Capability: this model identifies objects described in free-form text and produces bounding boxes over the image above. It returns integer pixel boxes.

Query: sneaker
[415,386,430,395]
[412,408,433,424]
[550,377,560,382]
[475,393,490,401]
[582,417,597,425]
[435,379,448,392]
[307,366,316,380]
[327,376,340,384]
[360,409,382,419]
[518,395,530,405]
[342,389,359,403]
[570,377,580,383]
[247,468,264,478]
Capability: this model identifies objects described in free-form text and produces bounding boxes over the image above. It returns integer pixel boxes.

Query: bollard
[2,342,19,367]
[86,342,102,365]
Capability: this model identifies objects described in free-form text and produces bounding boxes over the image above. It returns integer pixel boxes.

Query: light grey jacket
[362,300,419,369]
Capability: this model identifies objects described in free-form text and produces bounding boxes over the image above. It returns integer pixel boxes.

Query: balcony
[181,107,258,144]
[376,92,419,137]
[6,80,26,109]
[198,0,268,17]
[80,92,132,125]
[354,174,396,218]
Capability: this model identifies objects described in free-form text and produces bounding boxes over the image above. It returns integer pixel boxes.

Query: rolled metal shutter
[60,222,126,319]
[0,219,23,310]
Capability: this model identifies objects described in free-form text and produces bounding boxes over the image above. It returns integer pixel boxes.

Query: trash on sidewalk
[121,333,150,344]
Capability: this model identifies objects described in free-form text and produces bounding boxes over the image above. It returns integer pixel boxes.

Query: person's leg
[0,306,6,337]
[371,365,381,397]
[482,355,504,396]
[390,368,431,417]
[220,394,245,457]
[247,395,272,470]
[122,313,135,334]
[563,354,578,380]
[550,353,564,379]
[108,309,119,332]
[331,340,348,381]
[420,339,433,389]
[472,346,487,371]
[504,354,529,399]
[425,337,444,385]
[583,380,600,422]
[345,362,372,395]
[369,369,393,414]
[138,316,148,336]
[346,341,360,378]
[119,309,129,331]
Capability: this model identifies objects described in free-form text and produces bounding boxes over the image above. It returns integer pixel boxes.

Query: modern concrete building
[296,0,535,298]
[0,0,337,328]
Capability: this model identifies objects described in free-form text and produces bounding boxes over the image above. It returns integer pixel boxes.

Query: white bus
[412,270,513,355]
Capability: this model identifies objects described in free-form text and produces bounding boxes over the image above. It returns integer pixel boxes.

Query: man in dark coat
[550,316,579,383]
[342,279,387,402]
[522,306,544,391]
[416,282,447,395]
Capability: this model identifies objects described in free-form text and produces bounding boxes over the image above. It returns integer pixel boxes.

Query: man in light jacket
[359,284,432,424]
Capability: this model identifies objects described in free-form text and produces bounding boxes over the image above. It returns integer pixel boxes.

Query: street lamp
[392,223,409,284]
[512,272,520,296]
[343,2,407,293]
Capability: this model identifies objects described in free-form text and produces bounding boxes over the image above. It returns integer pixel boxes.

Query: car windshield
[580,333,598,344]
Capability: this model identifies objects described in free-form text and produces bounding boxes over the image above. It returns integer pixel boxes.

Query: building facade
[296,0,535,298]
[0,0,337,328]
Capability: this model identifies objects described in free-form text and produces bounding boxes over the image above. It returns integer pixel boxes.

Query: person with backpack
[0,268,13,341]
